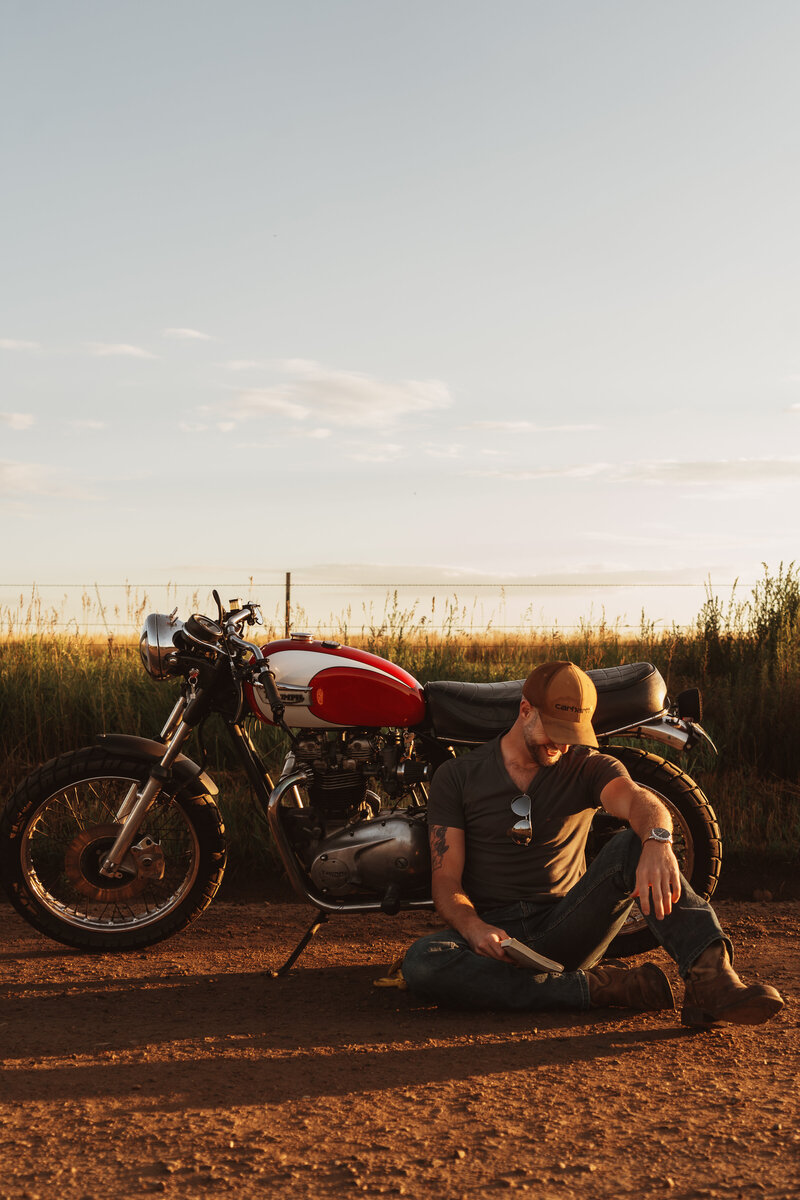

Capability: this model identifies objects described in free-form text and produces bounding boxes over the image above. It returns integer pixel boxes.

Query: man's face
[521,704,568,768]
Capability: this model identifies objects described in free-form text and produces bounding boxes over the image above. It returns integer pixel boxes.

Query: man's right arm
[429,824,512,961]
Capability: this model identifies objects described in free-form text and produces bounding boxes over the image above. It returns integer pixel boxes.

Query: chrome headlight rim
[139,613,184,680]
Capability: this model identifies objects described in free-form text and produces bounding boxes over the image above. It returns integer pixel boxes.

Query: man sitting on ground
[402,661,784,1027]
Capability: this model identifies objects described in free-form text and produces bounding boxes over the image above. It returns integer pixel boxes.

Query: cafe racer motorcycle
[0,593,721,970]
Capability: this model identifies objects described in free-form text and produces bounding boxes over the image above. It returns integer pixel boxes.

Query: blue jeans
[402,829,730,1011]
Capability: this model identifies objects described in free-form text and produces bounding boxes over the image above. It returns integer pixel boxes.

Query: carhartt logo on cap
[522,661,598,748]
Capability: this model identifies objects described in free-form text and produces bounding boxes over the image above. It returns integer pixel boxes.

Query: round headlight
[139,613,184,680]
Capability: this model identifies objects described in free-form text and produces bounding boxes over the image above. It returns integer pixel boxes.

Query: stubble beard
[523,734,564,769]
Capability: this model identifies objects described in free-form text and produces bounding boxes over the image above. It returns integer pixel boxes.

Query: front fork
[99,691,194,879]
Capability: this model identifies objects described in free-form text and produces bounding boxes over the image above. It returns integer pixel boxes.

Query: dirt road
[1,900,797,1200]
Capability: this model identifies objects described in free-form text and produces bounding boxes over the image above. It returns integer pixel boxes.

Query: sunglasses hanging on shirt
[507,794,532,846]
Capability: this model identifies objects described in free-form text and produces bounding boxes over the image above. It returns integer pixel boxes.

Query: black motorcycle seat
[423,662,667,742]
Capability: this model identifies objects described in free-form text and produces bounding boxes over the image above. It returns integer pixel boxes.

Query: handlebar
[178,603,286,723]
[223,618,284,719]
[227,630,265,660]
[224,600,263,633]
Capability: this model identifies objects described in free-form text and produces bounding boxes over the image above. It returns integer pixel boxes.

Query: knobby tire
[597,746,721,958]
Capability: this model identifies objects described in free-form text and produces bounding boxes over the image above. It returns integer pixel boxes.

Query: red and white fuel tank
[245,633,426,729]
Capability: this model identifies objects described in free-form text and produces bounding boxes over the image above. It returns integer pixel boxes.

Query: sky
[2,1,799,632]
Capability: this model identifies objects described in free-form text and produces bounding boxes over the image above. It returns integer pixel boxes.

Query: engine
[278,729,432,909]
[292,729,389,821]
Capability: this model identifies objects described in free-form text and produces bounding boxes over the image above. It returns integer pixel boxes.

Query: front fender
[95,733,219,796]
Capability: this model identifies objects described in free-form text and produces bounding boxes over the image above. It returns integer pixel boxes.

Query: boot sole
[681,993,784,1028]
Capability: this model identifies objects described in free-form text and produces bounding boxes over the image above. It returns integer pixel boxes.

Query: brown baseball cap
[522,661,598,747]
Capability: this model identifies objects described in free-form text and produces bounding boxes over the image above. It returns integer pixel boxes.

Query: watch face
[651,828,672,841]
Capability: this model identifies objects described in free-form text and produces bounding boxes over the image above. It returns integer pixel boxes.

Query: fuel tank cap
[289,632,313,642]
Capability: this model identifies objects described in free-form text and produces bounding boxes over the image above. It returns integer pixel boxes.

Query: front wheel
[0,745,226,951]
[588,747,722,959]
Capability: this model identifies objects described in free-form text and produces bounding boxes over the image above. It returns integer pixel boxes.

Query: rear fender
[599,717,718,756]
[95,733,219,796]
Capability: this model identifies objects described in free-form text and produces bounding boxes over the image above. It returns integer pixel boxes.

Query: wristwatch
[644,827,673,845]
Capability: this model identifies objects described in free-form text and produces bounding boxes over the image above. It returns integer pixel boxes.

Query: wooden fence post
[285,572,291,637]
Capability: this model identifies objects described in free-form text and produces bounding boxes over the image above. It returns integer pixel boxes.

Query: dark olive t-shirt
[428,737,630,910]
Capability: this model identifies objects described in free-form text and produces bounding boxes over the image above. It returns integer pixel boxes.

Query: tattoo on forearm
[430,825,450,872]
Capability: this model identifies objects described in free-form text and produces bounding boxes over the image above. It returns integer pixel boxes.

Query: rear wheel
[0,745,226,951]
[588,747,721,958]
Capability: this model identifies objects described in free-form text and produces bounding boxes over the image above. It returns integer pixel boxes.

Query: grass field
[1,565,799,886]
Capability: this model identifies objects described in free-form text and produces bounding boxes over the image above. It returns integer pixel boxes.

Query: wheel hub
[64,823,149,902]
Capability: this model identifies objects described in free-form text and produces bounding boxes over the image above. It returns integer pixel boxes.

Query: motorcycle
[1,592,721,972]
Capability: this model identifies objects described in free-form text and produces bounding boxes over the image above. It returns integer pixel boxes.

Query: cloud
[72,419,107,430]
[467,420,537,431]
[298,427,332,440]
[87,342,158,359]
[163,327,214,341]
[465,420,601,433]
[348,443,405,463]
[0,460,92,499]
[424,443,463,459]
[471,462,611,481]
[626,458,800,485]
[787,403,800,412]
[470,457,800,485]
[227,359,453,430]
[0,412,35,430]
[0,338,40,351]
[233,390,311,421]
[176,419,253,434]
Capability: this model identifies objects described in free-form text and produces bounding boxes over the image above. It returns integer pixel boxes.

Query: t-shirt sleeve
[582,751,632,807]
[427,757,467,830]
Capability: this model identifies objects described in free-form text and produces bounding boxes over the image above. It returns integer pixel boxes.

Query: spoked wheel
[588,746,721,958]
[0,746,226,951]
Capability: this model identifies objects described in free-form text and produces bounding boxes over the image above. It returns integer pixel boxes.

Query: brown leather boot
[586,961,675,1011]
[681,942,784,1028]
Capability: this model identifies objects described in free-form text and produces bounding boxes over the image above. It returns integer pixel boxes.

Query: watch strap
[644,828,673,845]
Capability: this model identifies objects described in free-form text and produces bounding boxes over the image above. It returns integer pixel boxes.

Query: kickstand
[268,912,329,978]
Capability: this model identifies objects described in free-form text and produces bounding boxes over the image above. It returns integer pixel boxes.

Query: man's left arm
[599,775,682,920]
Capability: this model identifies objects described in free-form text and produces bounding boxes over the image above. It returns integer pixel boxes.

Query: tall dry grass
[2,565,799,880]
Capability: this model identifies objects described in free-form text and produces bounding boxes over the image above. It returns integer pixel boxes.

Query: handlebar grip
[257,665,285,716]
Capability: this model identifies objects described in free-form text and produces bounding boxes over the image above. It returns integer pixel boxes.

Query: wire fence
[0,575,747,638]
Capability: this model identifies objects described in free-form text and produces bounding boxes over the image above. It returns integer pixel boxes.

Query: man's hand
[632,841,681,919]
[466,921,512,961]
[600,777,683,919]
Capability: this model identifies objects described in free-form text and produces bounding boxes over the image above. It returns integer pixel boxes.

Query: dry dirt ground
[0,899,798,1200]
